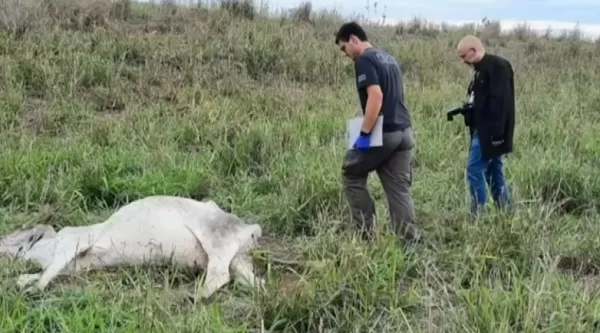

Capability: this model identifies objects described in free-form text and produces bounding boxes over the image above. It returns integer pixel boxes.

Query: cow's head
[0,224,56,257]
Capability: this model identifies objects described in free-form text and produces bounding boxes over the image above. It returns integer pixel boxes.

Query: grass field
[1,0,600,331]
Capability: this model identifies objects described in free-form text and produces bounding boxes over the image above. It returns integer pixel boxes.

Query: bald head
[456,35,486,65]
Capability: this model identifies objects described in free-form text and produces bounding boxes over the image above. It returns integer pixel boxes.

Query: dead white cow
[0,195,265,300]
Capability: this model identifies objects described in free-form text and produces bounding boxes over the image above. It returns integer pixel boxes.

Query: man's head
[335,22,372,59]
[456,35,486,66]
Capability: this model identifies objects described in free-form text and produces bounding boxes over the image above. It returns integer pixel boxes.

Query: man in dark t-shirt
[354,48,412,133]
[335,22,420,245]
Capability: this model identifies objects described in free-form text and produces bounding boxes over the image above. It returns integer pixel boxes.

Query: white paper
[346,116,383,149]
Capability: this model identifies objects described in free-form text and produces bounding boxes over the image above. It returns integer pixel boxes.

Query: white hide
[0,196,265,299]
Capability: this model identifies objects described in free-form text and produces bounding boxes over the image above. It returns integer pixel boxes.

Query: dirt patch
[555,255,600,276]
[274,270,305,297]
[253,233,304,268]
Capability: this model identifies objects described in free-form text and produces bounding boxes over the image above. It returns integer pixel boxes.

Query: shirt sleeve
[483,61,510,138]
[354,56,379,89]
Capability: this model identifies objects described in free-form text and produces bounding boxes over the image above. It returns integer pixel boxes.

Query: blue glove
[353,131,371,152]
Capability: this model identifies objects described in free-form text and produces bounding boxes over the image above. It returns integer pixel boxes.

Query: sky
[257,0,600,39]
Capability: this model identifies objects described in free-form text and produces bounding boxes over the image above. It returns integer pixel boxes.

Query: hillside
[1,0,600,331]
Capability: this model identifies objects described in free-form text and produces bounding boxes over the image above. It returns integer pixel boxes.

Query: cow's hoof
[183,292,214,307]
[257,277,267,293]
[184,293,196,306]
[17,273,41,290]
[200,296,214,305]
[21,284,42,297]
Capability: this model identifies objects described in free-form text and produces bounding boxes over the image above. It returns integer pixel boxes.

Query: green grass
[1,0,600,331]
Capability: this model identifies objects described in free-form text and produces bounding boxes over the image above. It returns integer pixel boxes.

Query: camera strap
[466,70,479,103]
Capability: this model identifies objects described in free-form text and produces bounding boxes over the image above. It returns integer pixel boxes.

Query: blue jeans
[466,134,512,217]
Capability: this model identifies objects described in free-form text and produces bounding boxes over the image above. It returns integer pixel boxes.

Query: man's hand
[354,131,371,152]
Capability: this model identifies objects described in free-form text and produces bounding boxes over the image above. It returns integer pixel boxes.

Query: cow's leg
[230,253,265,292]
[182,225,236,301]
[200,258,232,300]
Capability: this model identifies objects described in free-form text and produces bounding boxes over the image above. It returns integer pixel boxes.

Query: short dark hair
[335,21,368,44]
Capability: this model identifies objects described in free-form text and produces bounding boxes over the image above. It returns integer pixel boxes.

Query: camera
[446,103,474,122]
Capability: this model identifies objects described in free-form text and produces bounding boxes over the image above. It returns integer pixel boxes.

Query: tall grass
[0,0,599,331]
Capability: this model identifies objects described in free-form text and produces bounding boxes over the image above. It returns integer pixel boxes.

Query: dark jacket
[465,53,516,159]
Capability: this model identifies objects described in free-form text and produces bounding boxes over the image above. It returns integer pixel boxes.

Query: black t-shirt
[354,48,411,132]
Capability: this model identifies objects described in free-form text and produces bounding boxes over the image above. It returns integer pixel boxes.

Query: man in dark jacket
[456,35,515,217]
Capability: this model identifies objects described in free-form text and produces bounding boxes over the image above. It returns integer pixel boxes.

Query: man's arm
[362,85,383,134]
[355,57,383,134]
[483,61,510,138]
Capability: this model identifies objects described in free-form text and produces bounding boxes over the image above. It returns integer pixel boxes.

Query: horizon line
[135,0,600,40]
[370,18,600,40]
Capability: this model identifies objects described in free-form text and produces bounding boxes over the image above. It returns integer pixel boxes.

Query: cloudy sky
[260,0,600,38]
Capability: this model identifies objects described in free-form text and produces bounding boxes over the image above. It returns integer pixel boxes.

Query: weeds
[0,0,599,331]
